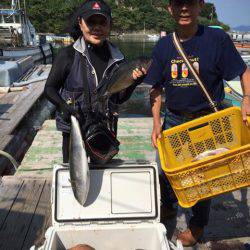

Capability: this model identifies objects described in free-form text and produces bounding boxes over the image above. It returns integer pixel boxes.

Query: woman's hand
[132,67,147,80]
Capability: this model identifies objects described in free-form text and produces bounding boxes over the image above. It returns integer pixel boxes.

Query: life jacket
[56,38,124,134]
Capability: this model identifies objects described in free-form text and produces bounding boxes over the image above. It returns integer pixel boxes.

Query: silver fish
[104,57,152,96]
[69,115,90,206]
[193,148,229,162]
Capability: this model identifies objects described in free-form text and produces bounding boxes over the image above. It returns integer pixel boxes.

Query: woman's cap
[79,1,111,21]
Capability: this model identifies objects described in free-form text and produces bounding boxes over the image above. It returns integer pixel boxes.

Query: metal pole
[11,0,16,9]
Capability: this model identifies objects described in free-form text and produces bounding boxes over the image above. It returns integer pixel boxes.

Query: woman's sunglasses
[86,16,109,27]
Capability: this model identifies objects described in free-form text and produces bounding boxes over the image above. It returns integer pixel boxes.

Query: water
[111,39,156,60]
[53,39,156,60]
[225,95,241,107]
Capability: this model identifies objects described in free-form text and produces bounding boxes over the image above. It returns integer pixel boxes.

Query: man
[144,0,250,246]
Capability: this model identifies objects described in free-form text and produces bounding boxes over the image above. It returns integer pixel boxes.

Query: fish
[69,115,90,206]
[103,57,152,96]
[192,148,229,162]
[68,244,95,250]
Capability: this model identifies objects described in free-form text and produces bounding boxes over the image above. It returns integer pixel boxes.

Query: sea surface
[111,38,156,60]
[53,38,156,59]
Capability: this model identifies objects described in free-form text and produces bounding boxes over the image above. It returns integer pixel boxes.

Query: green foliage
[25,0,83,34]
[200,3,217,20]
[0,0,229,34]
[0,0,10,8]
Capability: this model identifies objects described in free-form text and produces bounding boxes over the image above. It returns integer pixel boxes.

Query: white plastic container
[41,163,178,250]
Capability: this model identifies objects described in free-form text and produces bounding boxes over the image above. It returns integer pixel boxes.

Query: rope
[0,150,19,171]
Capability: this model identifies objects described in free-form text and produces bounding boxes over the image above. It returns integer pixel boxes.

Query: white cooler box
[41,163,181,250]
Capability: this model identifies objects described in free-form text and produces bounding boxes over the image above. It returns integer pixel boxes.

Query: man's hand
[240,68,250,126]
[150,86,162,149]
[150,85,163,148]
[241,96,250,126]
[152,122,162,149]
[132,67,147,80]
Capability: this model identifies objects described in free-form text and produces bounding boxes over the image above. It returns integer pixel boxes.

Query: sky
[206,0,250,28]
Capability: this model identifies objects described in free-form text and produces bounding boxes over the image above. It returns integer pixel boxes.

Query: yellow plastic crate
[157,107,250,208]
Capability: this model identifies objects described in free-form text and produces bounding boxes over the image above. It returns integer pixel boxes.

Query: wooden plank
[0,177,23,228]
[0,81,45,136]
[0,179,46,250]
[0,93,15,103]
[21,180,52,249]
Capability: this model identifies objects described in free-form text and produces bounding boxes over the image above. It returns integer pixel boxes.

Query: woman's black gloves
[60,103,79,122]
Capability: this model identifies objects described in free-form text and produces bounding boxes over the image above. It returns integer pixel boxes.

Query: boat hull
[0,43,53,64]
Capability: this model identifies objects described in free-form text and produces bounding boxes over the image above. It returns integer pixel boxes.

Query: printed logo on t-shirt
[170,56,200,87]
[171,63,178,79]
[193,61,199,73]
[181,63,188,78]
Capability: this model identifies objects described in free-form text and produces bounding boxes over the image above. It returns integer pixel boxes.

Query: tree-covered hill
[0,0,230,34]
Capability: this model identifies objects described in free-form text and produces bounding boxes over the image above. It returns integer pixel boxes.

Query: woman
[144,0,250,246]
[45,0,145,163]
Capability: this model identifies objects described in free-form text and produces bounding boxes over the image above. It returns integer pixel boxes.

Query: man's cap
[79,0,112,21]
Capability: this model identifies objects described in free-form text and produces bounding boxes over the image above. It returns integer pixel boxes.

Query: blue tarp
[0,9,21,15]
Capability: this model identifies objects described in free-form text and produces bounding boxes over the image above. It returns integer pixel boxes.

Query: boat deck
[11,118,250,249]
[0,81,45,136]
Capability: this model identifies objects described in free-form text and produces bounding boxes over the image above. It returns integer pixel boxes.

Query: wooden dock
[0,177,249,250]
[15,118,155,178]
[0,176,51,250]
